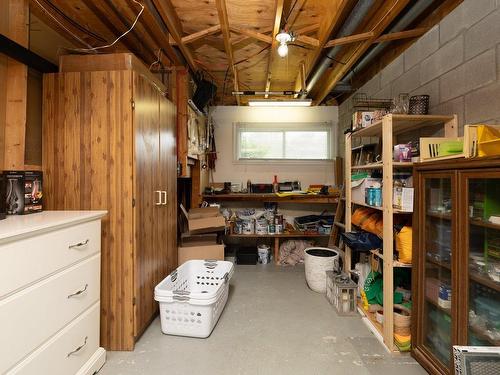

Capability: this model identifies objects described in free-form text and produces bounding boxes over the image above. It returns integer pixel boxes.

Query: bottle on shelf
[247,179,252,194]
[272,175,279,193]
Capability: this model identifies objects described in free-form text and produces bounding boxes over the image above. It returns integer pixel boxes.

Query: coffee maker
[0,173,6,220]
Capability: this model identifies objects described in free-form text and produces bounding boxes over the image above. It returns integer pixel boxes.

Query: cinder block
[359,75,381,96]
[404,25,439,71]
[465,80,500,123]
[440,0,496,45]
[380,55,404,87]
[440,49,496,102]
[411,79,440,109]
[420,35,464,84]
[431,96,465,133]
[465,8,500,60]
[391,65,420,97]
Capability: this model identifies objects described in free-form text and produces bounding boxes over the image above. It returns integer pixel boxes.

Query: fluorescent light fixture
[248,99,312,107]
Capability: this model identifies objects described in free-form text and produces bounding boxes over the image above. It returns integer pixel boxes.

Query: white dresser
[0,211,107,375]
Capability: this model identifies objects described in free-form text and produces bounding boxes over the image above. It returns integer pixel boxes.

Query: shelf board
[202,193,339,204]
[224,233,330,239]
[371,249,412,268]
[351,114,456,138]
[425,296,451,316]
[469,270,500,292]
[469,218,500,231]
[351,162,414,170]
[352,200,412,214]
[426,212,452,220]
[426,255,452,270]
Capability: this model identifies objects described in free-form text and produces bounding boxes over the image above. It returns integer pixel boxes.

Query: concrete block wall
[338,0,500,156]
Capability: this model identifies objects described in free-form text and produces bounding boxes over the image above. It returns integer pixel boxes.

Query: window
[235,122,332,161]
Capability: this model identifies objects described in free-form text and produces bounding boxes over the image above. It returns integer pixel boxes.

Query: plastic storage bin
[154,260,234,338]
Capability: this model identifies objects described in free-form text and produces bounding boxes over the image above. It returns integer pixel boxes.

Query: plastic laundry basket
[154,260,234,338]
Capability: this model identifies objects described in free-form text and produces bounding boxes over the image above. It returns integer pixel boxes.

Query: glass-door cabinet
[412,159,500,375]
[461,172,500,348]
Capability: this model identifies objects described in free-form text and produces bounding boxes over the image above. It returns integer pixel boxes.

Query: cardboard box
[393,187,414,212]
[180,204,225,234]
[352,111,375,130]
[178,235,224,265]
[3,171,43,215]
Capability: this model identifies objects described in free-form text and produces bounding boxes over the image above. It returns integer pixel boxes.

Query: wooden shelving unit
[204,193,340,263]
[345,114,458,352]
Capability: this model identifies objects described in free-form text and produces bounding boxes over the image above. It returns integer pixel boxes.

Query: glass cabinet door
[423,176,454,367]
[465,176,500,347]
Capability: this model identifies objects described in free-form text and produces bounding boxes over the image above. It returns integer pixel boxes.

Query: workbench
[202,192,340,263]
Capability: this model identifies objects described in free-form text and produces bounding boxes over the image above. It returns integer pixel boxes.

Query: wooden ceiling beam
[264,0,285,98]
[229,26,273,44]
[314,0,411,104]
[296,34,319,47]
[323,31,374,48]
[215,0,240,105]
[375,27,430,43]
[304,0,353,79]
[181,25,221,44]
[149,0,197,72]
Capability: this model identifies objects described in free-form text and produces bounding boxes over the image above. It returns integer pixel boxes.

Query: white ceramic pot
[304,247,340,293]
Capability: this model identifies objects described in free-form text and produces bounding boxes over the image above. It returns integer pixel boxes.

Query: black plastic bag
[340,231,383,251]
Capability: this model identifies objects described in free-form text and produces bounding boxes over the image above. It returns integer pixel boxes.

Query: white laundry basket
[304,247,340,293]
[154,260,234,338]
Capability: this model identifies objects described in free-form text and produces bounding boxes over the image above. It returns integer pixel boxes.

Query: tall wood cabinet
[412,158,500,374]
[42,54,177,350]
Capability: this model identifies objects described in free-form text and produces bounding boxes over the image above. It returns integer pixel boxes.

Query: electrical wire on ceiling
[149,48,164,70]
[66,0,145,53]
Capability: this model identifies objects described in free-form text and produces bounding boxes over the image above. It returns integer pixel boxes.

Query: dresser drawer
[0,219,101,298]
[0,254,100,373]
[7,302,100,375]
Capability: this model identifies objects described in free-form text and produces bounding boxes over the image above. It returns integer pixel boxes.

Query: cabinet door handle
[162,191,167,205]
[67,336,88,357]
[155,190,162,205]
[67,283,88,299]
[69,239,89,250]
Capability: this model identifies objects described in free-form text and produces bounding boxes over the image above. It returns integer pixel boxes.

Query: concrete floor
[99,265,426,375]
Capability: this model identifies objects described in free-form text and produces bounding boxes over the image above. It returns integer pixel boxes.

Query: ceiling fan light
[277,43,288,57]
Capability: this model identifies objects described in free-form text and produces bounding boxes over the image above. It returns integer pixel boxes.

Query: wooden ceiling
[30,0,462,105]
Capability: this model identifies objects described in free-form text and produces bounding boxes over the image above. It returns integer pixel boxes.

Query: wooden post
[382,115,395,352]
[274,237,280,264]
[0,0,29,170]
[344,134,352,272]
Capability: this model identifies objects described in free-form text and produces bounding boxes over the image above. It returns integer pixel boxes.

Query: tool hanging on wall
[207,115,217,180]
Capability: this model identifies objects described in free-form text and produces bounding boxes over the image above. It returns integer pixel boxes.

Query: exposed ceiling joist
[148,0,197,72]
[296,34,319,47]
[314,0,411,104]
[181,25,221,44]
[264,0,285,98]
[295,23,320,35]
[215,0,240,105]
[304,0,353,79]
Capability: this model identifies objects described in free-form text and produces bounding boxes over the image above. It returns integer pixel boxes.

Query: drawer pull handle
[69,239,89,249]
[67,284,88,299]
[67,336,88,357]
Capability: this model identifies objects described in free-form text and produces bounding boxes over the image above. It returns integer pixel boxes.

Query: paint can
[275,224,283,234]
[233,219,243,234]
[268,223,276,234]
[373,187,382,207]
[242,219,255,234]
[255,218,268,235]
[257,244,271,264]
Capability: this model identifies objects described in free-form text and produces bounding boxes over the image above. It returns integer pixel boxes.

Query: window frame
[233,122,334,164]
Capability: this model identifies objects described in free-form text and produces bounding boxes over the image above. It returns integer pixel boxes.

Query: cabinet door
[133,74,161,337]
[159,97,177,275]
[459,171,500,347]
[416,173,457,371]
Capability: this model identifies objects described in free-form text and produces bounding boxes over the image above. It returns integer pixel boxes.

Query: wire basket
[409,95,430,115]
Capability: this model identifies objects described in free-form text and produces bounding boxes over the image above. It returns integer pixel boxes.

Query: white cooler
[154,260,234,338]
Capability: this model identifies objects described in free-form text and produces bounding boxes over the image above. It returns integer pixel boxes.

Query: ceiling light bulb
[277,43,288,58]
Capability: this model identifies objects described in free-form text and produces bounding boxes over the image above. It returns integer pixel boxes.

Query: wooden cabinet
[42,55,177,350]
[412,158,500,374]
